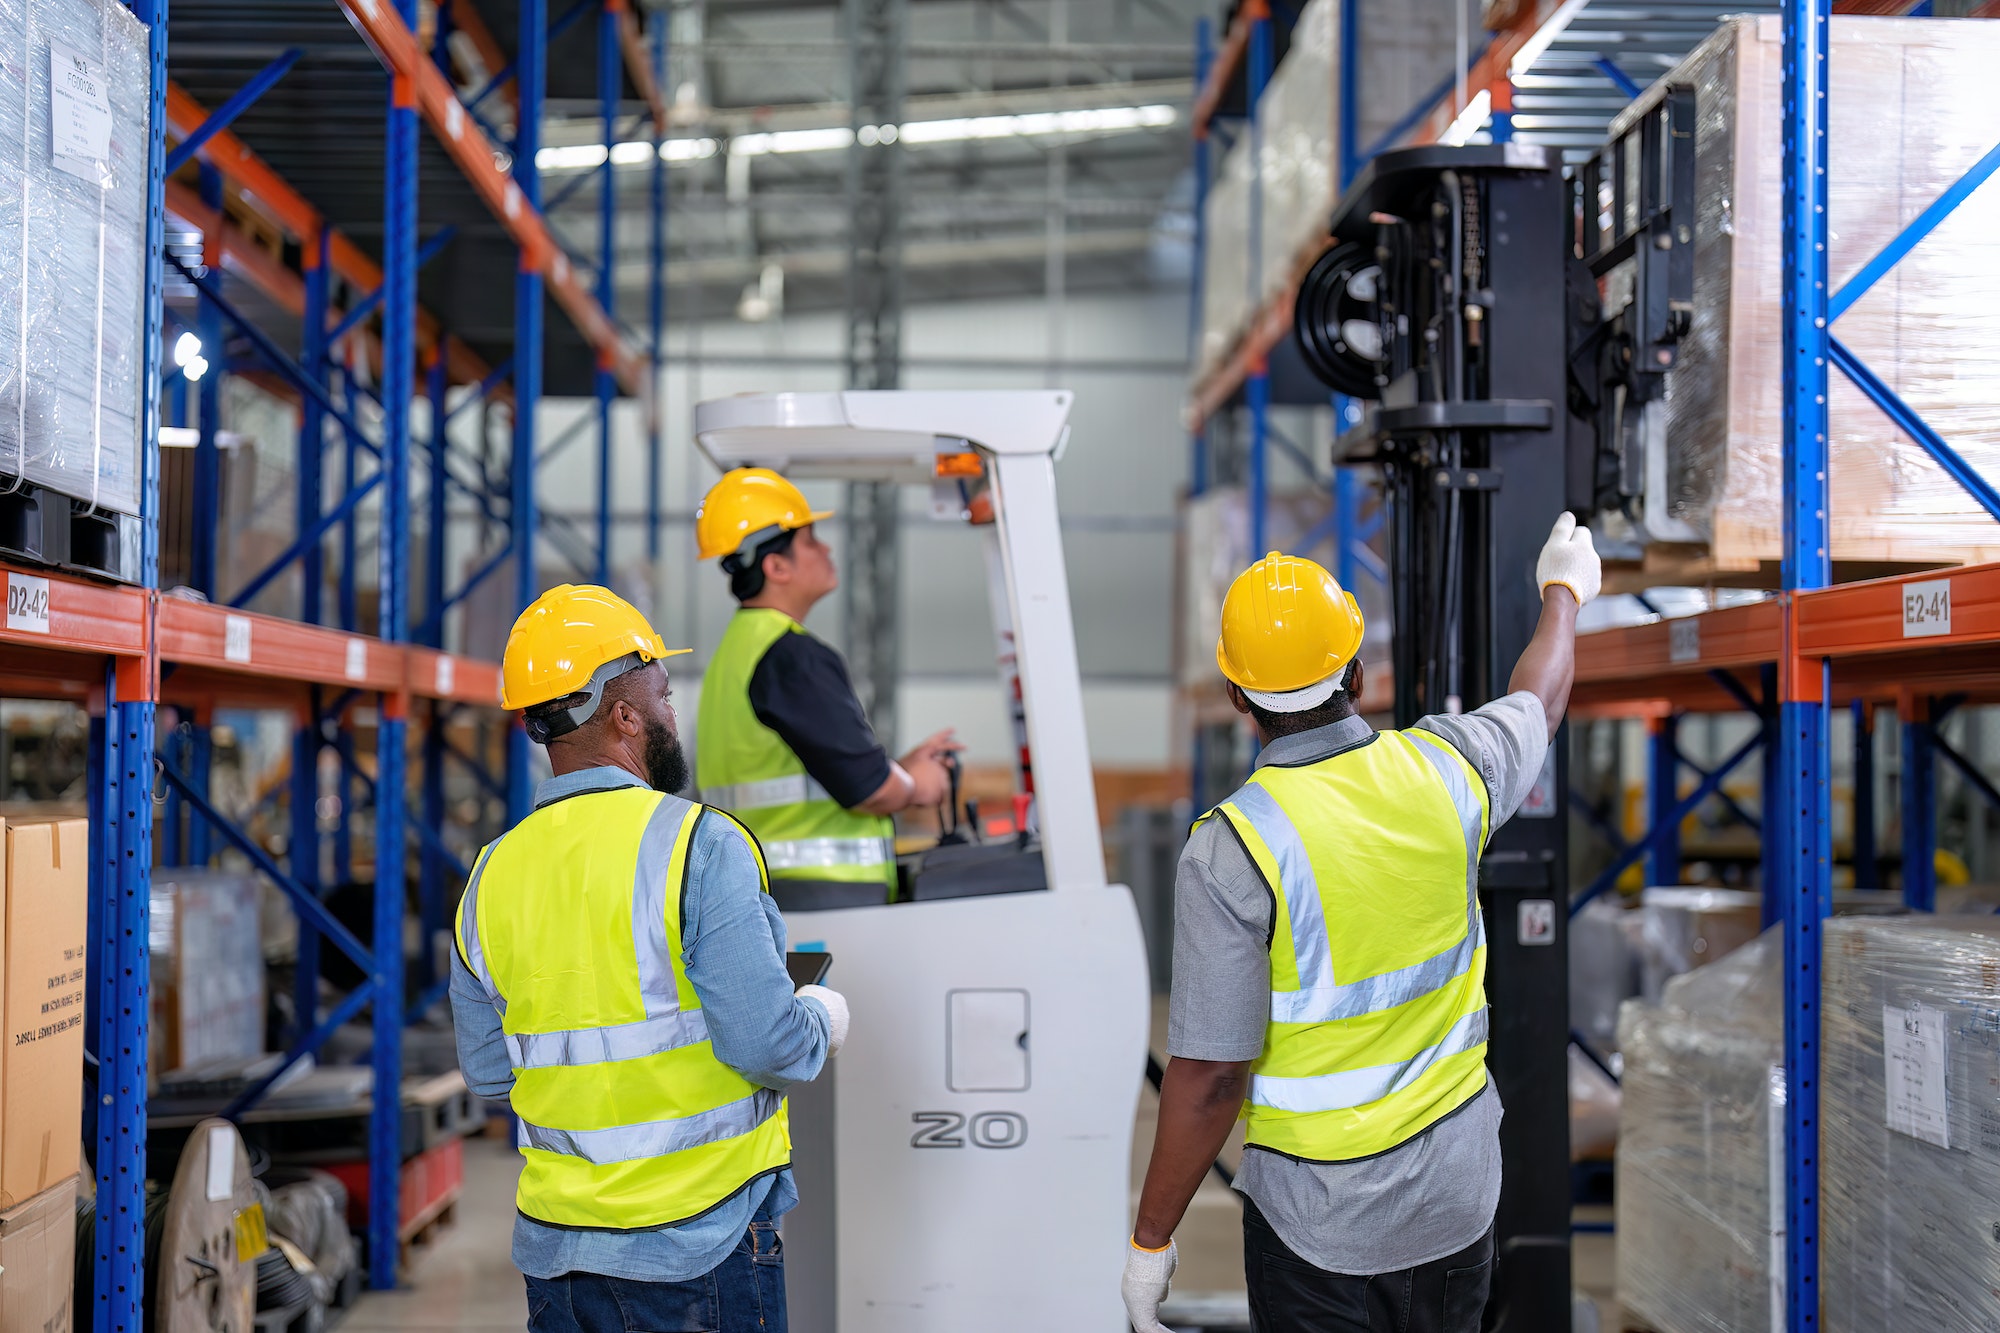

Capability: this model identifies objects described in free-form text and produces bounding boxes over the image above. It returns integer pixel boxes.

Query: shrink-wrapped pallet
[1615,933,1783,1333]
[1196,0,1345,383]
[1821,917,2000,1330]
[1255,0,1338,307]
[0,0,147,516]
[1198,141,1253,379]
[1611,17,2000,572]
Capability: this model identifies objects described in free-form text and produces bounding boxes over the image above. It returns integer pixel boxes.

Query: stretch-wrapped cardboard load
[1611,16,2000,570]
[1196,0,1341,381]
[1821,916,2000,1330]
[0,0,147,515]
[1615,933,1782,1333]
[1617,917,2000,1332]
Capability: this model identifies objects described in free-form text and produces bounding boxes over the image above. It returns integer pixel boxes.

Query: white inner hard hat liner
[1243,674,1340,714]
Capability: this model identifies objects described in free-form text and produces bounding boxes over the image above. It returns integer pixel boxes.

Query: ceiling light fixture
[534,104,1178,173]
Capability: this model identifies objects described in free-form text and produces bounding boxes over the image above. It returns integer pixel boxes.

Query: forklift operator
[1124,515,1601,1333]
[694,468,962,906]
[452,583,847,1333]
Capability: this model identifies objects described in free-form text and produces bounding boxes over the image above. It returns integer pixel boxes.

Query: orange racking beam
[336,0,648,395]
[437,0,518,120]
[165,178,307,316]
[164,83,498,394]
[1408,0,1569,147]
[1189,0,1259,138]
[611,0,669,132]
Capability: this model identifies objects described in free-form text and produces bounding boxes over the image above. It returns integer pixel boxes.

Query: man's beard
[644,718,690,795]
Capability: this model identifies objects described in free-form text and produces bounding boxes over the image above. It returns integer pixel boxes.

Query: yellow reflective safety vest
[696,608,897,890]
[455,786,792,1229]
[1206,727,1492,1162]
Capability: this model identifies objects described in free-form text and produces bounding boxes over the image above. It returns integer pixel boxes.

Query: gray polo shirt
[1167,692,1549,1275]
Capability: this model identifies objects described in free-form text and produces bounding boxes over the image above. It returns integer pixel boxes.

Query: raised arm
[1513,513,1601,742]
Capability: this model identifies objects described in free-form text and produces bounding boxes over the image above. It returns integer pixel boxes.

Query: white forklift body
[693,390,1150,1333]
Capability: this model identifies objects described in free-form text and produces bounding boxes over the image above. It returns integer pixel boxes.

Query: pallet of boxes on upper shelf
[0,811,87,1333]
[1597,15,2000,589]
[0,0,149,585]
[1194,0,1340,388]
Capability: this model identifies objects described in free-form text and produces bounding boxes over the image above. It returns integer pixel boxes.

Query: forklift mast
[1295,143,1589,1331]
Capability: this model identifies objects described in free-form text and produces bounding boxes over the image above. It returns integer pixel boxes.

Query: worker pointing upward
[695,467,961,906]
[452,584,844,1333]
[1125,515,1601,1333]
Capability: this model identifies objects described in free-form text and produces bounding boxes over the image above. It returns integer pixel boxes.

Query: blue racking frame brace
[79,0,678,1322]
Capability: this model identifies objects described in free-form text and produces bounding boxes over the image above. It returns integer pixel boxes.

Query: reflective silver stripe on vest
[762,835,895,871]
[632,795,696,1016]
[468,794,713,1068]
[458,839,508,1014]
[518,1087,784,1165]
[702,774,833,811]
[1228,783,1335,1001]
[1240,734,1491,1026]
[1248,1007,1490,1114]
[506,1008,711,1069]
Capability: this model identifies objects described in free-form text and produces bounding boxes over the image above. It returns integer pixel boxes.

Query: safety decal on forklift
[1516,900,1555,946]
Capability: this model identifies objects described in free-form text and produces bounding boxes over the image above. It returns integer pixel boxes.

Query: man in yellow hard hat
[451,583,846,1333]
[1123,515,1601,1333]
[693,467,961,907]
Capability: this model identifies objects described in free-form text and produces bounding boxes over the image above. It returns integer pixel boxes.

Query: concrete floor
[350,1003,1619,1333]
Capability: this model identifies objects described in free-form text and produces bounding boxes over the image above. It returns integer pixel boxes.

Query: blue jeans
[523,1217,787,1333]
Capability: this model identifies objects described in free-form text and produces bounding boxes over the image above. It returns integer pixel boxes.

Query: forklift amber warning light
[934,450,982,478]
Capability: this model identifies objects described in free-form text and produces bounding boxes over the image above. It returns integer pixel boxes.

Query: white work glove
[1121,1237,1177,1333]
[798,984,849,1056]
[1535,511,1601,607]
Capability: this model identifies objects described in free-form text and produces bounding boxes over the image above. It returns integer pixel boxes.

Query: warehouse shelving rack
[1562,3,2000,1327]
[0,0,676,1325]
[1184,1,2000,1325]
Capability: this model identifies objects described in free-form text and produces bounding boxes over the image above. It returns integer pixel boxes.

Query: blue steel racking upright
[31,0,684,1325]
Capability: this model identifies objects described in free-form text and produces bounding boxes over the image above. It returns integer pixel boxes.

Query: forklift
[1288,119,1689,1330]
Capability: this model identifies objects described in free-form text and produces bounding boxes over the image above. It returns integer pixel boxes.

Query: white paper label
[223,614,253,664]
[345,639,368,681]
[1517,899,1556,946]
[49,46,114,182]
[1669,617,1701,664]
[1903,578,1952,638]
[446,100,464,140]
[435,655,455,694]
[6,572,51,633]
[205,1124,235,1202]
[1884,1003,1951,1148]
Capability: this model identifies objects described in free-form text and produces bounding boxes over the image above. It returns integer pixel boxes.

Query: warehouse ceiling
[166,0,1206,391]
[163,0,1829,393]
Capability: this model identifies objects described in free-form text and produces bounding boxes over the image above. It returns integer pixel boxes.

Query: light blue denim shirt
[450,765,832,1282]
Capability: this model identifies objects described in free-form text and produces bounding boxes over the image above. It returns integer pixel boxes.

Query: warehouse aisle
[343,1137,528,1332]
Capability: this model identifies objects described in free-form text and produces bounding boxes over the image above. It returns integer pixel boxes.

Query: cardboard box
[0,1176,77,1333]
[1,818,88,1207]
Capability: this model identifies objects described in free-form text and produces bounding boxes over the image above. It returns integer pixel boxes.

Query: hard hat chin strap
[524,652,649,744]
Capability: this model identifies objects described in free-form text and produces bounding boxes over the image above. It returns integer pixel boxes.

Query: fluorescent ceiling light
[1440,89,1492,147]
[1508,0,1591,80]
[534,104,1178,173]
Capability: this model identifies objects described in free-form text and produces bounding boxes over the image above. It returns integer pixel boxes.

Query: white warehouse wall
[443,288,1191,768]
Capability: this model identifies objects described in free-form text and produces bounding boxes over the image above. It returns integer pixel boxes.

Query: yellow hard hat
[695,467,834,563]
[501,584,690,725]
[1216,551,1365,697]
